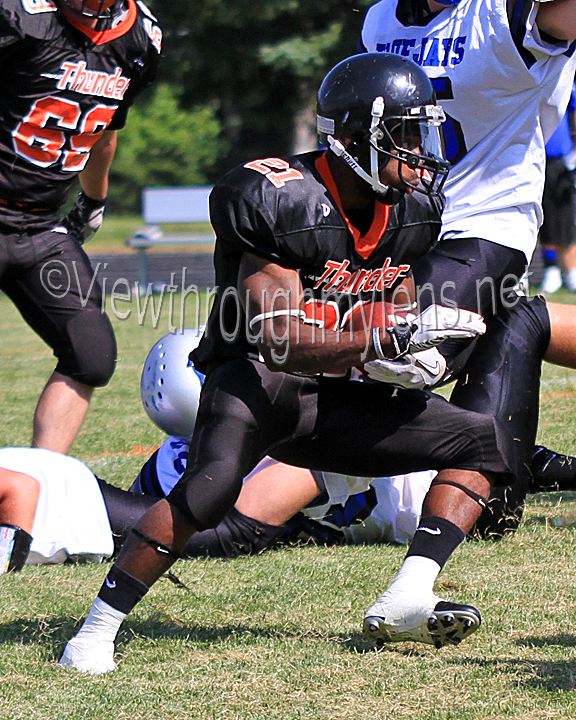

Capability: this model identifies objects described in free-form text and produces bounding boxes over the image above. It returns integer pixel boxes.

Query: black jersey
[0,0,160,211]
[193,150,444,372]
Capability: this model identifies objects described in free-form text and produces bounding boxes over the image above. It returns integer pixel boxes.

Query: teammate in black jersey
[60,53,519,674]
[0,0,161,452]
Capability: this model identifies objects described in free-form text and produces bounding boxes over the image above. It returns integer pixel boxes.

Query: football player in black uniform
[0,0,161,452]
[60,53,518,674]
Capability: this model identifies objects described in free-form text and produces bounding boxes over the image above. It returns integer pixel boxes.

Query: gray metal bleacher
[119,185,545,292]
[126,186,216,286]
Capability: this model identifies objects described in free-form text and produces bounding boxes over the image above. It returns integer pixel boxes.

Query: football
[341,299,409,333]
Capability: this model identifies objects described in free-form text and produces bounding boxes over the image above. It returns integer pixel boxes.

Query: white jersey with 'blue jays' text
[361,0,576,260]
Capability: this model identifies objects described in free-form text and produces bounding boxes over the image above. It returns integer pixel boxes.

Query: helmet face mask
[60,0,117,19]
[317,53,450,198]
[373,106,449,196]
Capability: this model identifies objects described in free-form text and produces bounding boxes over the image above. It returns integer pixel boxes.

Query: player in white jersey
[362,0,576,261]
[361,0,576,379]
[131,436,436,551]
[0,448,114,571]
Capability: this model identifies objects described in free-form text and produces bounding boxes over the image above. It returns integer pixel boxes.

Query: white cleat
[538,266,563,295]
[363,593,481,649]
[59,635,117,675]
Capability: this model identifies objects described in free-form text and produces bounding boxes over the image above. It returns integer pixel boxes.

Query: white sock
[365,556,443,622]
[74,597,127,643]
[385,555,441,597]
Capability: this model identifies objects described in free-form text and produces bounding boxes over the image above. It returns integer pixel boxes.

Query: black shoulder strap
[507,0,537,67]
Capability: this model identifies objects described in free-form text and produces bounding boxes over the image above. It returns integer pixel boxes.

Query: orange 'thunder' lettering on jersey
[56,62,131,100]
[313,259,410,295]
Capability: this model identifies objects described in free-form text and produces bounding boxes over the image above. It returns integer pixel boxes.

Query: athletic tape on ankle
[98,565,150,615]
[406,515,466,569]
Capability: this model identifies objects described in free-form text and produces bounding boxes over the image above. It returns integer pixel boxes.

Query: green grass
[1,292,576,718]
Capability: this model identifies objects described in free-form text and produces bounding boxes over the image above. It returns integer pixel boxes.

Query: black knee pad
[182,508,285,558]
[56,309,117,386]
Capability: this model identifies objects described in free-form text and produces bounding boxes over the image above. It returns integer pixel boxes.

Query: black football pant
[412,237,526,379]
[412,237,542,537]
[167,358,515,531]
[0,224,116,387]
[451,295,550,536]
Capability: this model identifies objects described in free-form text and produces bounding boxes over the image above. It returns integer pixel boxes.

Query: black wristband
[78,191,106,211]
[386,321,414,358]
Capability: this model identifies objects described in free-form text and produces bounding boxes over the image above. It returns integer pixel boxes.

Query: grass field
[2,283,576,719]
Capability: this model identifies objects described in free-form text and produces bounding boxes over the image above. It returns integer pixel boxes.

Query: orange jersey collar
[62,0,137,45]
[315,152,390,260]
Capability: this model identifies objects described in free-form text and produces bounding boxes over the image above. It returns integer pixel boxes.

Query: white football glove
[364,346,447,390]
[407,304,486,353]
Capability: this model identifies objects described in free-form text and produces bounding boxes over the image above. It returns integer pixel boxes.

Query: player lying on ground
[1,441,572,574]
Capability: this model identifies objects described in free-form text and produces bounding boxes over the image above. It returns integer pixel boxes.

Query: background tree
[110,0,375,210]
[147,0,373,173]
[110,83,221,212]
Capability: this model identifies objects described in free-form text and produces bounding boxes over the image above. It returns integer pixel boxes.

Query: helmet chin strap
[326,135,390,196]
[326,96,395,197]
[369,97,386,191]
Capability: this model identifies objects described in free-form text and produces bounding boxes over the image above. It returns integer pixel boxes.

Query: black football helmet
[317,53,449,197]
[59,0,118,19]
